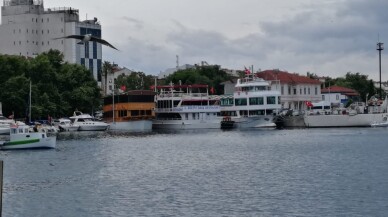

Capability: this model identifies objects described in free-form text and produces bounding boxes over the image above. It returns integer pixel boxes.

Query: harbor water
[1,128,388,216]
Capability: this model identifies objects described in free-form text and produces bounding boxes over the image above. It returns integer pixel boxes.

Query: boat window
[235,98,247,106]
[267,96,276,105]
[78,119,85,122]
[192,113,196,120]
[185,113,189,120]
[249,97,264,105]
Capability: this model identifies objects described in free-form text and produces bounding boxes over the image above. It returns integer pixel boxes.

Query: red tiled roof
[321,85,359,96]
[256,70,321,85]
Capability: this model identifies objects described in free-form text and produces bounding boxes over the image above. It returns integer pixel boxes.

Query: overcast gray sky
[45,0,388,80]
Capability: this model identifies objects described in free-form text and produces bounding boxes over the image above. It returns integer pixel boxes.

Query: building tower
[0,0,103,83]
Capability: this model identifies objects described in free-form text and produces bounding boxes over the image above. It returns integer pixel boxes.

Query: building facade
[321,85,359,107]
[0,0,102,83]
[256,70,322,110]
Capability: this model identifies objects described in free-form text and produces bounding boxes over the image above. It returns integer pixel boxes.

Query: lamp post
[377,41,384,99]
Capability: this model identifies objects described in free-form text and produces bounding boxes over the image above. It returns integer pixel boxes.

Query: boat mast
[112,76,115,124]
[29,80,32,123]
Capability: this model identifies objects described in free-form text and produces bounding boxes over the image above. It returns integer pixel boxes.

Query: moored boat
[304,98,388,128]
[219,74,281,128]
[69,111,109,131]
[103,90,155,132]
[153,84,221,129]
[0,123,56,150]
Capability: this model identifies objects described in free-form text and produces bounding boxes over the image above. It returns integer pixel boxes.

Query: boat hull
[232,115,276,128]
[78,124,109,131]
[109,120,153,132]
[1,137,56,150]
[304,113,388,128]
[0,127,9,135]
[152,119,221,130]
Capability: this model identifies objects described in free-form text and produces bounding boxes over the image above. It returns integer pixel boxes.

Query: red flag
[120,85,126,91]
[244,66,251,75]
[210,87,215,94]
[305,101,313,107]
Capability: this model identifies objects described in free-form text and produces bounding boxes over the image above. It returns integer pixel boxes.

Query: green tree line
[0,50,101,120]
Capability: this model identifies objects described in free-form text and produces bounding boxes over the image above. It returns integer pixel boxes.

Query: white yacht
[54,118,80,132]
[69,111,109,131]
[153,84,221,129]
[219,75,281,128]
[0,102,15,135]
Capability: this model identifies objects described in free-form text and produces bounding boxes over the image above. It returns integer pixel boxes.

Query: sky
[42,0,388,80]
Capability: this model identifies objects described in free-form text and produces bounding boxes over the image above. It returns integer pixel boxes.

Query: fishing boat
[69,111,109,131]
[0,123,56,150]
[152,83,221,129]
[219,74,281,128]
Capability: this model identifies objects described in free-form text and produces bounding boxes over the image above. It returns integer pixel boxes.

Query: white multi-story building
[0,0,103,83]
[256,70,322,110]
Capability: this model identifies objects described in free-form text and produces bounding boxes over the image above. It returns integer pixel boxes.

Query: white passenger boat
[304,98,388,128]
[153,84,221,129]
[69,111,109,131]
[219,75,281,128]
[0,123,56,150]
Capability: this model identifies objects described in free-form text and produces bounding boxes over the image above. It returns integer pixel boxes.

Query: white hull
[58,125,80,132]
[304,113,388,128]
[371,121,388,127]
[1,137,56,150]
[78,124,109,131]
[153,119,221,130]
[232,115,276,128]
[0,127,9,135]
[109,120,153,132]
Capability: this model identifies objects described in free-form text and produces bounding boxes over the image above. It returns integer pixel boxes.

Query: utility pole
[377,41,384,99]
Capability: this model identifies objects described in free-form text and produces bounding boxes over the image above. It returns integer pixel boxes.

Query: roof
[321,85,359,96]
[256,70,321,85]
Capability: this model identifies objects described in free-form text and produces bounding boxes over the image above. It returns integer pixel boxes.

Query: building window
[47,30,49,34]
[288,86,291,95]
[42,41,44,45]
[41,18,43,23]
[26,29,28,33]
[315,87,318,95]
[47,18,49,22]
[308,87,311,95]
[300,89,302,95]
[304,87,306,95]
[36,18,37,22]
[19,41,21,45]
[61,17,63,22]
[13,29,15,34]
[61,40,64,45]
[14,41,15,45]
[281,85,284,95]
[61,28,64,33]
[19,29,21,33]
[27,40,29,43]
[42,30,44,34]
[32,18,34,22]
[336,95,339,100]
[293,88,297,95]
[47,41,50,45]
[322,95,325,101]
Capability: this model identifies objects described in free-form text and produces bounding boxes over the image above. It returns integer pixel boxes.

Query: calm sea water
[1,127,388,217]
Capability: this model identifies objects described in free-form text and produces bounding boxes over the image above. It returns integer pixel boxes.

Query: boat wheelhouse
[220,75,281,128]
[153,84,221,129]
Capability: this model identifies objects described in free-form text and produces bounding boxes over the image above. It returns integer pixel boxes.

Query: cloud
[122,16,144,30]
